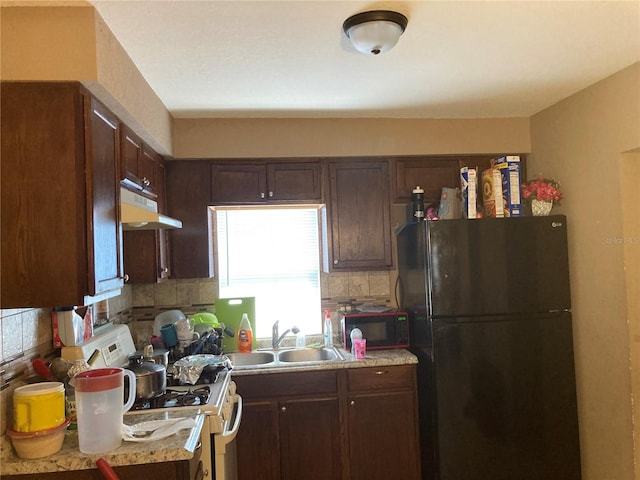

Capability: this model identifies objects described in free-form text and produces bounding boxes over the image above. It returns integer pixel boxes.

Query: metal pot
[133,346,169,368]
[126,354,166,400]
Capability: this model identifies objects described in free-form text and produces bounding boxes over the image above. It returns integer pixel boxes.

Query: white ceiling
[89,0,640,119]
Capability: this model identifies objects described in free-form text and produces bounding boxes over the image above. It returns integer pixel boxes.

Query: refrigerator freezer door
[431,311,581,480]
[427,216,571,316]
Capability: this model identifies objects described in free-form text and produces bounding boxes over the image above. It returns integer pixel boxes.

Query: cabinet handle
[142,177,150,187]
[281,406,287,413]
[350,400,355,406]
[261,192,266,199]
[122,274,130,283]
[333,259,339,265]
[375,370,389,375]
[269,191,274,198]
[163,267,169,273]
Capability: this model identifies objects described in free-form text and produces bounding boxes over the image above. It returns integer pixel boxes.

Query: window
[215,206,322,338]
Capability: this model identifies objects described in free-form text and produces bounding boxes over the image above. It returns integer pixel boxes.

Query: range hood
[120,188,182,230]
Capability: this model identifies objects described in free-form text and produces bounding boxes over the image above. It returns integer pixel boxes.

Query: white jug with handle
[70,367,136,454]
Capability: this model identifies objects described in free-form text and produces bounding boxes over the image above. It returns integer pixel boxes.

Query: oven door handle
[215,394,243,452]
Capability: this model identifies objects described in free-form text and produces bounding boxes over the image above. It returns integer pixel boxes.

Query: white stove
[61,323,135,368]
[63,324,230,414]
[62,323,242,480]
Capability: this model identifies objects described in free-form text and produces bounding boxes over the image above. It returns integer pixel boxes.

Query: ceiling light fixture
[342,10,408,55]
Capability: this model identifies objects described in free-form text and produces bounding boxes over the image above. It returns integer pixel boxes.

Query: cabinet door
[395,158,460,206]
[123,230,159,284]
[279,397,342,480]
[236,400,281,480]
[1,82,83,307]
[123,161,171,284]
[1,83,123,307]
[120,124,142,189]
[394,156,497,206]
[166,161,213,279]
[267,162,322,201]
[140,144,159,197]
[120,123,159,198]
[329,161,392,270]
[85,94,124,295]
[211,164,266,203]
[348,390,421,480]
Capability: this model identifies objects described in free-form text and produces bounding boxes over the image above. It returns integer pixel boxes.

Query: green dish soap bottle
[238,313,253,353]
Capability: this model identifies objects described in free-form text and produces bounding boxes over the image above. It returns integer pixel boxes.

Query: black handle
[190,330,213,355]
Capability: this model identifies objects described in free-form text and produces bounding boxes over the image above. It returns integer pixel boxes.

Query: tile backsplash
[0,308,56,434]
[130,272,392,309]
[0,269,394,433]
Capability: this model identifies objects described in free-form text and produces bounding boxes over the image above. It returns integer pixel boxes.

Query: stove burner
[132,385,212,411]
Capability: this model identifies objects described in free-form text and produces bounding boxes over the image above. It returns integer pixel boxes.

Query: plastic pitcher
[70,367,136,454]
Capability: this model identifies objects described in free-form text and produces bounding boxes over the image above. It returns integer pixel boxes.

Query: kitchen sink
[227,347,344,369]
[226,351,276,367]
[277,347,343,363]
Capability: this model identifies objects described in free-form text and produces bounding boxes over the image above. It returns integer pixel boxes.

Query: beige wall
[1,5,531,159]
[529,62,640,480]
[0,5,173,155]
[621,150,640,480]
[0,5,97,80]
[173,117,530,158]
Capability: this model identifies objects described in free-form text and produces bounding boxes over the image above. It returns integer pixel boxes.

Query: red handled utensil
[96,457,120,480]
[31,358,52,380]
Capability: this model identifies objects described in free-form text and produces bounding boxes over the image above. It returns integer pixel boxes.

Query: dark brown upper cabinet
[122,152,171,285]
[328,160,393,271]
[393,155,521,207]
[166,161,213,279]
[1,82,123,307]
[120,123,160,198]
[211,161,322,204]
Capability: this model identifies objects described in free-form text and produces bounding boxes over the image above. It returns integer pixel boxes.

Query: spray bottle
[323,310,333,348]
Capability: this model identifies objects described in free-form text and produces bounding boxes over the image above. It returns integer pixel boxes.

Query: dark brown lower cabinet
[279,396,342,480]
[0,457,201,480]
[346,365,421,480]
[235,365,420,480]
[235,371,342,480]
[236,400,281,480]
[347,390,421,479]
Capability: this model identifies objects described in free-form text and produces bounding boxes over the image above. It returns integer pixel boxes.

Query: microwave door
[352,320,394,349]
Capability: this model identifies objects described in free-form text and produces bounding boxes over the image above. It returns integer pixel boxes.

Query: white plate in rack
[153,310,187,336]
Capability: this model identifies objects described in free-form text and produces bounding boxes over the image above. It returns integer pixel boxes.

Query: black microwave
[341,312,410,350]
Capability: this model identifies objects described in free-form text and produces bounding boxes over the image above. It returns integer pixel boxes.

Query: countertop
[229,346,418,375]
[0,410,204,476]
[0,347,417,476]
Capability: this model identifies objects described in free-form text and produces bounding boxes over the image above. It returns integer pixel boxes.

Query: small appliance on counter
[341,311,410,351]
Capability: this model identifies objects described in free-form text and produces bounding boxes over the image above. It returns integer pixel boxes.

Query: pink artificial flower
[521,177,563,203]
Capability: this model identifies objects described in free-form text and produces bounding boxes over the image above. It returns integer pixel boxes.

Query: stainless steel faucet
[272,320,300,349]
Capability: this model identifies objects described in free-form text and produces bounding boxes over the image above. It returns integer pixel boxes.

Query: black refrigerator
[396,216,581,480]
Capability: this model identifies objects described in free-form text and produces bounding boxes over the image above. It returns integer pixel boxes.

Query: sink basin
[227,347,344,369]
[226,351,276,367]
[277,348,342,363]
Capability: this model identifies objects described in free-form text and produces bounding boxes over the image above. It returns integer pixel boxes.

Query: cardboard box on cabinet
[481,167,504,218]
[492,156,522,217]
